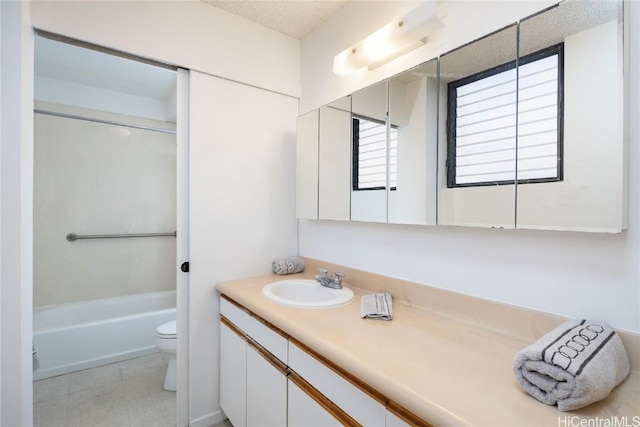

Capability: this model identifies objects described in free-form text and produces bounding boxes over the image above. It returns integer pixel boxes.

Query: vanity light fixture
[332,2,441,77]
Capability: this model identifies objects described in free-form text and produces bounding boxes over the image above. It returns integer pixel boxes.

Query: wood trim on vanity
[387,399,434,427]
[289,337,388,406]
[288,371,362,427]
[247,339,288,375]
[220,294,290,339]
[220,315,247,339]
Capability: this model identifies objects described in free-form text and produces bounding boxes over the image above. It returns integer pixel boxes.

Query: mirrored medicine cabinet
[296,0,627,233]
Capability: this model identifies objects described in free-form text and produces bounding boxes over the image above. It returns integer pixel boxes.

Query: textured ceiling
[439,0,620,82]
[201,0,349,39]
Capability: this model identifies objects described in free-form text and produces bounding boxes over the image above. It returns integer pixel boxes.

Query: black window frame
[351,115,398,192]
[446,43,564,188]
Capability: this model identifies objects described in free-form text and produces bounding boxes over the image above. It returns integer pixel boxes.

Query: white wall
[189,71,298,425]
[33,105,176,307]
[298,0,640,333]
[30,0,300,98]
[1,1,34,425]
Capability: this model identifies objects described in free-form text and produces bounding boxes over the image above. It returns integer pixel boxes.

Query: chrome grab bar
[66,231,176,242]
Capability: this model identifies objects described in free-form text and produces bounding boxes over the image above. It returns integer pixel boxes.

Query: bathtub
[33,290,176,380]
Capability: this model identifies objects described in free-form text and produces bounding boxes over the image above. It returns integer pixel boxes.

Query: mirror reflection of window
[352,116,397,191]
[438,25,518,229]
[447,44,563,187]
[351,81,389,223]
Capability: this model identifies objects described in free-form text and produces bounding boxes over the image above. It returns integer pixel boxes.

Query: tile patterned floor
[34,353,176,427]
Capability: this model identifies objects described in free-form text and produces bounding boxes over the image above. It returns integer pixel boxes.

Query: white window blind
[452,49,560,186]
[355,117,397,190]
[517,54,560,181]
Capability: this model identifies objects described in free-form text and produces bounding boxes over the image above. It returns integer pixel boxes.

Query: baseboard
[189,409,226,427]
[33,347,160,381]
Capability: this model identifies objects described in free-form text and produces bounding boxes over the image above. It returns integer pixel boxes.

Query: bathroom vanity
[216,259,640,426]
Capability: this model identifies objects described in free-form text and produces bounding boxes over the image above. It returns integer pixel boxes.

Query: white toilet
[155,320,177,392]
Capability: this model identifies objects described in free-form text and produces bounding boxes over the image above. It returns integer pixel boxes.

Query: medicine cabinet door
[296,109,319,220]
[318,96,352,221]
[516,0,626,232]
[437,25,518,229]
[388,59,438,225]
[351,81,389,223]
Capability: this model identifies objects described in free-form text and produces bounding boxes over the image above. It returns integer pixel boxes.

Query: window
[447,43,563,187]
[352,116,397,191]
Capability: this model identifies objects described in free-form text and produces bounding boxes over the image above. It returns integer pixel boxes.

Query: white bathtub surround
[33,290,176,380]
[33,103,177,307]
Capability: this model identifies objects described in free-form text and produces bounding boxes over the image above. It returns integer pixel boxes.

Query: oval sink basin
[262,279,354,309]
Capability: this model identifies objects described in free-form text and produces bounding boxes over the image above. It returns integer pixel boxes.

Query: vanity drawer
[220,296,288,363]
[288,340,386,426]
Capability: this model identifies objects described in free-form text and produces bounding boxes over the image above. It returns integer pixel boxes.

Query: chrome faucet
[315,268,345,289]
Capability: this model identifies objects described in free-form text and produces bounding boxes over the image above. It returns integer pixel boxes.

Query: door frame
[176,67,190,427]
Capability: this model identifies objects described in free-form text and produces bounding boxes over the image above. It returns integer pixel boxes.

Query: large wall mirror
[438,25,518,229]
[296,0,627,233]
[296,109,319,220]
[516,0,625,232]
[351,81,389,223]
[318,96,351,221]
[389,59,439,226]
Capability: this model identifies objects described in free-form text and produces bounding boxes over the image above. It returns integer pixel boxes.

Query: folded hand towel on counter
[272,257,305,275]
[361,292,393,321]
[513,318,630,411]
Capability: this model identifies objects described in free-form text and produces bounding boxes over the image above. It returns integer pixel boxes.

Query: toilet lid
[156,320,176,338]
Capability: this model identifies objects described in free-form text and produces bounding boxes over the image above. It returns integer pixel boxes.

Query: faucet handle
[318,268,329,277]
[334,271,345,284]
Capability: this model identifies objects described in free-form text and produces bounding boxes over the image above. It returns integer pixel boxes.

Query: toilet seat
[156,320,176,339]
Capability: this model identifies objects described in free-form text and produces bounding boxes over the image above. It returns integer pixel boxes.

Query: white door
[187,70,298,426]
[176,67,190,427]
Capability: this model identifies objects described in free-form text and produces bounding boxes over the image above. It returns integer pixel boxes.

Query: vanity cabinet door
[288,341,386,426]
[288,373,356,427]
[386,410,410,427]
[219,320,247,427]
[246,342,287,427]
[385,400,433,427]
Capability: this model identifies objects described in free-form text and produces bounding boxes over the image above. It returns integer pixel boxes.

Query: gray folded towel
[360,292,393,321]
[272,257,305,275]
[513,318,630,411]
